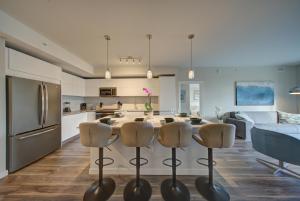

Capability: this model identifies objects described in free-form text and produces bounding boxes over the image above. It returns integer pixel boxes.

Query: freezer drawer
[8,125,61,172]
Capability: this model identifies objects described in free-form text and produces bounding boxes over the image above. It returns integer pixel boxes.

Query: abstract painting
[236,81,274,106]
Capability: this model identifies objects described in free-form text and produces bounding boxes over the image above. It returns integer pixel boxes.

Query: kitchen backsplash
[85,96,159,111]
[63,95,159,111]
[62,96,85,111]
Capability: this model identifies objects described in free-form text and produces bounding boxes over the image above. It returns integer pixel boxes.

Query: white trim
[89,167,207,176]
[0,170,8,179]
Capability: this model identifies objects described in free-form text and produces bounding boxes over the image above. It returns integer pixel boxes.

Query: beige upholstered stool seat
[79,122,118,201]
[120,122,155,201]
[158,122,193,201]
[193,123,235,148]
[193,123,236,201]
[80,122,118,148]
[158,122,193,148]
[121,121,155,147]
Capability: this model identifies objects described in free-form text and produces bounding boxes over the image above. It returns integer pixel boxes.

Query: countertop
[62,110,96,116]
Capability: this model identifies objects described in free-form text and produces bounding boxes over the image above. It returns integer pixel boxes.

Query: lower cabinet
[61,112,96,142]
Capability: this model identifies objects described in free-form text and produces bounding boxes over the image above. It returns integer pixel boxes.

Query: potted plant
[143,87,153,116]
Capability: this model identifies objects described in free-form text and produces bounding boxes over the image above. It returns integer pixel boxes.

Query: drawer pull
[18,128,56,140]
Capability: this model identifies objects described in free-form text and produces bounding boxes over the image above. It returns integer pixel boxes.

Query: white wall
[95,65,299,120]
[177,66,299,121]
[0,10,94,76]
[0,38,7,178]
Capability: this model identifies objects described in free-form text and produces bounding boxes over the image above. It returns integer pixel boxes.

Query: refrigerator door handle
[43,84,49,124]
[39,84,45,125]
[17,127,57,140]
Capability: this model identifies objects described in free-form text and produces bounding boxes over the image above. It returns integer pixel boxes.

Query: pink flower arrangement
[143,87,152,95]
[143,88,153,111]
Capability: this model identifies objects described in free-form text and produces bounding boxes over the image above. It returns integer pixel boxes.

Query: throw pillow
[235,112,255,125]
[278,111,300,124]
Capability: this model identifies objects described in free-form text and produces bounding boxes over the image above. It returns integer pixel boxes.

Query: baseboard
[0,170,8,179]
[62,134,79,146]
[89,167,207,176]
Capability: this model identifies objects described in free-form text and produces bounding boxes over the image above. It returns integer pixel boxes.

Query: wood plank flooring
[0,139,299,201]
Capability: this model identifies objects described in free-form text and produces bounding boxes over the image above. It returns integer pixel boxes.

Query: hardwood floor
[0,139,299,201]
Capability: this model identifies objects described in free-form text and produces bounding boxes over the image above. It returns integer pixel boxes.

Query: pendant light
[188,34,195,80]
[104,35,111,79]
[146,34,153,79]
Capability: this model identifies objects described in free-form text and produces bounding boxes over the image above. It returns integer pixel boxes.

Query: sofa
[224,111,300,176]
[224,111,300,141]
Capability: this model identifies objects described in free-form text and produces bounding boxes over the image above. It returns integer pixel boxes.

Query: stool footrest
[129,157,148,167]
[95,157,114,167]
[162,158,182,167]
[196,158,216,167]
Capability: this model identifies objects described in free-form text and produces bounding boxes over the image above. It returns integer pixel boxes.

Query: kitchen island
[89,114,210,176]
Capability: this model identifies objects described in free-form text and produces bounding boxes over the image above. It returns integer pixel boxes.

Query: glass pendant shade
[104,35,112,79]
[187,34,195,80]
[188,69,195,80]
[146,34,153,79]
[289,86,300,95]
[147,69,153,79]
[105,69,111,79]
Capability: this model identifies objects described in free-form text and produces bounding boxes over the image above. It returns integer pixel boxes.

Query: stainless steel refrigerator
[7,76,61,172]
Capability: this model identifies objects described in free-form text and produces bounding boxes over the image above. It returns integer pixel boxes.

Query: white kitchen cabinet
[61,72,85,96]
[85,79,100,97]
[5,48,62,84]
[85,78,159,97]
[61,112,88,142]
[159,76,177,112]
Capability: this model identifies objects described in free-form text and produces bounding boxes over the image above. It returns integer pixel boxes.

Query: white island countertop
[89,114,210,176]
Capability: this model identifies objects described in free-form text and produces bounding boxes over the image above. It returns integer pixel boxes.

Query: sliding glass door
[179,81,201,115]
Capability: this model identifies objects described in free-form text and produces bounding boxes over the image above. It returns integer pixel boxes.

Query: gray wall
[0,38,7,178]
[176,66,299,121]
[298,66,300,113]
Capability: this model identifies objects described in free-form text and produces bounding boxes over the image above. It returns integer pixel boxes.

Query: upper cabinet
[61,72,85,96]
[5,48,62,84]
[85,78,159,97]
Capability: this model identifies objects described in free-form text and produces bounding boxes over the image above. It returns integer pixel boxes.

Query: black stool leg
[83,148,116,201]
[195,148,230,201]
[161,148,190,201]
[124,147,152,201]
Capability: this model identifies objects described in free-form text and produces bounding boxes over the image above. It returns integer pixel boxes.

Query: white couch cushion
[243,111,278,124]
[278,111,300,124]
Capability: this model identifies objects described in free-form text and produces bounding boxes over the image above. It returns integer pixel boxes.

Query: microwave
[99,87,117,97]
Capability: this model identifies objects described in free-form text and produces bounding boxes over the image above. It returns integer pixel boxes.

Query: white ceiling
[0,0,300,69]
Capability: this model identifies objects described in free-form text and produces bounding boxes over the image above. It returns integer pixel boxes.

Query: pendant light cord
[190,37,193,71]
[106,37,109,71]
[148,35,151,70]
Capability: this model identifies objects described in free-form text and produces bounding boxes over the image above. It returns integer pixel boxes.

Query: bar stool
[193,124,236,201]
[79,122,118,201]
[158,122,193,201]
[120,122,155,201]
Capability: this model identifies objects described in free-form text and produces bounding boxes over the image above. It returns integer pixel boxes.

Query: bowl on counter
[99,118,111,125]
[113,112,124,118]
[165,117,175,123]
[190,117,202,125]
[135,118,144,122]
[178,112,188,117]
